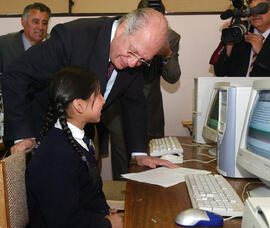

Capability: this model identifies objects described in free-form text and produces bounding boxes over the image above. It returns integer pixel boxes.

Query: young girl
[26,66,123,228]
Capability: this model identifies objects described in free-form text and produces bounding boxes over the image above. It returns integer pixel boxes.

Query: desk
[124,136,255,228]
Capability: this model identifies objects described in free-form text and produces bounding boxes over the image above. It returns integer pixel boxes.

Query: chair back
[0,150,31,228]
[103,180,126,210]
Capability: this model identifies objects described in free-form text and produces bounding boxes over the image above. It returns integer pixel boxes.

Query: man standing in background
[0,2,51,153]
[0,2,51,73]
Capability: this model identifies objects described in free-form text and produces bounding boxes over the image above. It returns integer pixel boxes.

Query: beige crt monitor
[202,82,230,143]
[237,79,270,197]
[192,77,267,144]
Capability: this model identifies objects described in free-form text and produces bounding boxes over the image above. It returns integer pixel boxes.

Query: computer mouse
[160,154,183,164]
[175,208,223,227]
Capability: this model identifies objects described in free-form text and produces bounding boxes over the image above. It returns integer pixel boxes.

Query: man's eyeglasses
[127,50,151,67]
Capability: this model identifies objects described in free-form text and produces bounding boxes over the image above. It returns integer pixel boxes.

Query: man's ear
[21,17,25,28]
[72,99,85,114]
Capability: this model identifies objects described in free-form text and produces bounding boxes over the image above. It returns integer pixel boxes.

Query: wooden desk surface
[124,136,255,228]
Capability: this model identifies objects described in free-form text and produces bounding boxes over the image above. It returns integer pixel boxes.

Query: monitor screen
[237,79,270,196]
[206,92,219,131]
[202,88,219,143]
[246,90,270,160]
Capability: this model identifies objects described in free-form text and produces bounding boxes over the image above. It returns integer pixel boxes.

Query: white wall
[0,15,227,179]
[163,15,226,136]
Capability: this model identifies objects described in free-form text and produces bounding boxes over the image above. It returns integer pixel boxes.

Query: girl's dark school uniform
[26,127,112,228]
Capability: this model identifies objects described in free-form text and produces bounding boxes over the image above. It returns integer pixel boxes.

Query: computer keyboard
[185,174,244,217]
[149,136,183,157]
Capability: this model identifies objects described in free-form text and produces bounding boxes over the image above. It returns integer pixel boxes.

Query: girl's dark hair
[35,66,99,156]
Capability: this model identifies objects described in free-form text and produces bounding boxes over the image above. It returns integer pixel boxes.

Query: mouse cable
[223,215,240,221]
[197,153,216,159]
[182,158,216,164]
[241,181,266,202]
[181,143,214,149]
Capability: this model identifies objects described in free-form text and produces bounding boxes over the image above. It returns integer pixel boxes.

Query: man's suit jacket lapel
[252,33,270,75]
[14,31,25,53]
[105,68,142,107]
[87,18,114,96]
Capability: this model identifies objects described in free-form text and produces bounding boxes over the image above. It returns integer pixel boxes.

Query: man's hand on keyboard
[135,155,178,168]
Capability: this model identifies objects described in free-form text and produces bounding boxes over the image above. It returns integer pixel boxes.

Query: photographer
[214,0,270,77]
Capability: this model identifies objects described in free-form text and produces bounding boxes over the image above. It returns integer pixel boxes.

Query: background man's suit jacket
[2,17,147,154]
[143,29,181,137]
[0,30,25,73]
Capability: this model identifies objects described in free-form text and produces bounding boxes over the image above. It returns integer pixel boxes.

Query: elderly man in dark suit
[2,8,177,169]
[214,0,270,76]
[101,0,181,180]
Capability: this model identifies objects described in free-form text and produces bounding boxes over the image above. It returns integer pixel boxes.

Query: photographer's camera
[220,0,269,44]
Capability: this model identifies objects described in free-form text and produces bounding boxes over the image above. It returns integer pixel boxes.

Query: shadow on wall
[161,79,180,93]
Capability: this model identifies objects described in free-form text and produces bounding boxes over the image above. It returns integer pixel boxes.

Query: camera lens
[221,23,247,44]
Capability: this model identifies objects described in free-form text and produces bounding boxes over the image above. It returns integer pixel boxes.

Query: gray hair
[119,8,169,52]
[22,2,51,21]
[119,8,157,35]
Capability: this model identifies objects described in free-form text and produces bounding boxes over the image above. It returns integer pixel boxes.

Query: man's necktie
[249,35,264,76]
[107,62,114,80]
[83,137,95,155]
[248,52,257,76]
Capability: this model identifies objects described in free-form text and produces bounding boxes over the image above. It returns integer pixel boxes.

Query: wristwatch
[162,55,171,64]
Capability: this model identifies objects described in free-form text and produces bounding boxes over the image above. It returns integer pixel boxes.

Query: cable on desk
[181,143,198,147]
[241,181,266,202]
[223,216,240,221]
[197,153,216,159]
[183,158,216,164]
[181,143,214,148]
[181,143,217,157]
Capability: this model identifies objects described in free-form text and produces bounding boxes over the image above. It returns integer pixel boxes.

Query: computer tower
[216,86,254,178]
[192,77,266,144]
